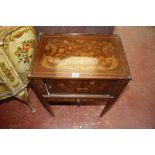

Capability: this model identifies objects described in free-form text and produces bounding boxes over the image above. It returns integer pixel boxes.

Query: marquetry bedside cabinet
[28,33,131,117]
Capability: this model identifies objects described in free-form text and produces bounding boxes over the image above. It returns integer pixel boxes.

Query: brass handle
[77,98,80,103]
[77,98,80,106]
[43,80,50,95]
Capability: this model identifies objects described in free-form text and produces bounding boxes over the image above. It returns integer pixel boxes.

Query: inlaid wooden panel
[45,79,116,95]
[31,79,47,95]
[29,34,131,79]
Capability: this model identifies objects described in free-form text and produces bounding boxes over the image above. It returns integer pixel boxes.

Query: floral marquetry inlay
[41,38,119,71]
[47,80,113,94]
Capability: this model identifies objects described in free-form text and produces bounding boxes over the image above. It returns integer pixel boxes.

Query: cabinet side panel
[110,79,129,99]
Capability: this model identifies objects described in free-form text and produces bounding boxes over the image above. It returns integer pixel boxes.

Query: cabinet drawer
[45,79,116,95]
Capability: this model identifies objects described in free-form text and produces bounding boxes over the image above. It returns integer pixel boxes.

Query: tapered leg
[30,80,54,116]
[100,80,129,117]
[100,101,115,117]
[24,95,36,113]
[15,88,36,113]
[41,100,55,116]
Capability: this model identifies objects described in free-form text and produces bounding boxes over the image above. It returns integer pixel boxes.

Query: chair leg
[15,88,36,113]
[100,101,114,117]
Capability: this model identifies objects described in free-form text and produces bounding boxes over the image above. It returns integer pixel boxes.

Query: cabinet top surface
[29,34,131,79]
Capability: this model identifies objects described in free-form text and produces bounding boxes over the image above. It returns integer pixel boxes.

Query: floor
[0,26,155,129]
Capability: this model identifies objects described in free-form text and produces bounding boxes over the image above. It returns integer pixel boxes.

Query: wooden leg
[41,100,55,116]
[100,101,115,117]
[99,80,129,117]
[30,80,55,116]
[31,88,54,116]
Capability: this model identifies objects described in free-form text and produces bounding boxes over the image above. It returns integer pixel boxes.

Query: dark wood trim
[100,79,130,117]
[43,94,114,99]
[31,80,54,116]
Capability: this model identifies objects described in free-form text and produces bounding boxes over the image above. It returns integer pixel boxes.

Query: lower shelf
[43,93,114,103]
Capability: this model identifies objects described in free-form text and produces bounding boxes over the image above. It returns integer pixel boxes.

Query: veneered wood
[28,34,131,79]
[45,79,116,94]
[35,26,114,35]
[30,79,54,116]
[28,33,131,117]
